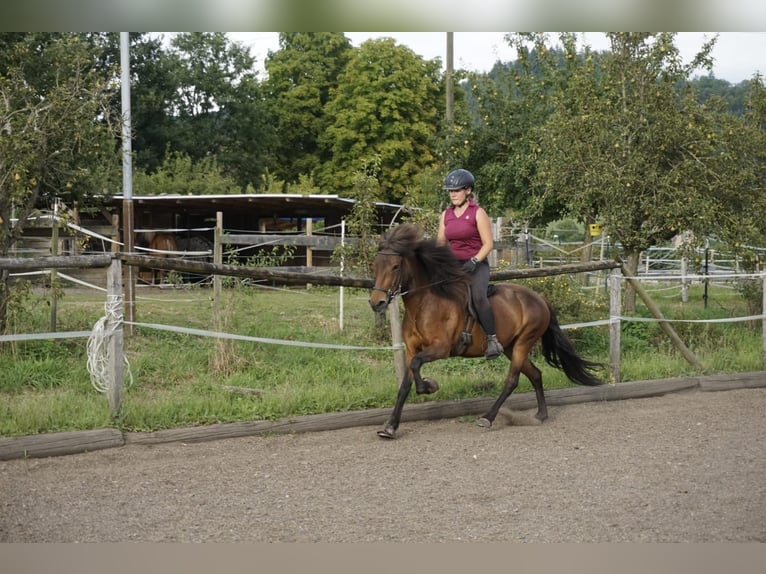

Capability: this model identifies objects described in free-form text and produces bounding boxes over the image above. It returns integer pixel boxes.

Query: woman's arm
[474,207,494,262]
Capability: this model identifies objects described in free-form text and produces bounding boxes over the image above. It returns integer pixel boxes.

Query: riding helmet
[442,168,475,190]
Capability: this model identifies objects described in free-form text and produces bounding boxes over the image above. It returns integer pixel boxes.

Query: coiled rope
[87,293,133,393]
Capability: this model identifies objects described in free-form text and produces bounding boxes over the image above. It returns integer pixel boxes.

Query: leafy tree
[692,74,748,115]
[143,32,273,189]
[125,33,184,174]
[317,38,443,202]
[133,151,241,195]
[525,32,766,311]
[331,156,383,278]
[459,33,579,218]
[264,33,352,187]
[0,33,121,332]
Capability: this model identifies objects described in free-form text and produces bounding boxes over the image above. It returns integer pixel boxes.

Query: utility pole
[446,32,454,124]
[120,32,135,335]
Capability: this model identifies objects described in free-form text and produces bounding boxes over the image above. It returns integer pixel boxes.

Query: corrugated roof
[112,194,404,219]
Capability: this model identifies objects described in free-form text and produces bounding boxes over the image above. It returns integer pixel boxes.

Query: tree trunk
[623,250,640,313]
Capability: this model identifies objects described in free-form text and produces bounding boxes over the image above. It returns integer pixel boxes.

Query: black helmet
[443,168,475,190]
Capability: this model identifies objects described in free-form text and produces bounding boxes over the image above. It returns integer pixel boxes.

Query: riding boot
[485,334,504,360]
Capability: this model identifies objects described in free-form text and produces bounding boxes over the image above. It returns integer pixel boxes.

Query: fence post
[619,260,702,369]
[389,301,406,385]
[609,266,621,383]
[762,273,766,368]
[490,217,501,267]
[680,256,689,303]
[213,211,223,332]
[50,202,59,332]
[106,257,125,416]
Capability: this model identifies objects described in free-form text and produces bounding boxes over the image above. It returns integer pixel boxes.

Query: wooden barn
[110,193,406,267]
[12,193,408,287]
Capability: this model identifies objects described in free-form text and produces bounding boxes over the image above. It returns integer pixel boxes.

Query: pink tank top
[444,200,482,260]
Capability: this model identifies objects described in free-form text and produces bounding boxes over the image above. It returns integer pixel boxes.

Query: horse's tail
[540,303,603,386]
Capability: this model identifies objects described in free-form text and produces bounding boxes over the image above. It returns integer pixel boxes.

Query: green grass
[0,280,762,437]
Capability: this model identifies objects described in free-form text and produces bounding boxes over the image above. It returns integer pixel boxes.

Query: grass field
[0,276,762,437]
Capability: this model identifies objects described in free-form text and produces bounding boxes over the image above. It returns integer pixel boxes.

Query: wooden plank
[124,378,702,446]
[0,254,112,271]
[118,253,374,288]
[125,399,496,445]
[543,377,701,405]
[490,260,619,281]
[699,371,766,392]
[0,429,124,461]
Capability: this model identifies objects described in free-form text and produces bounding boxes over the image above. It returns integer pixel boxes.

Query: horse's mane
[379,224,468,304]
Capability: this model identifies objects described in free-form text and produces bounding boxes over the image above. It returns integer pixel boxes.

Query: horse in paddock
[368,223,604,439]
[147,232,178,285]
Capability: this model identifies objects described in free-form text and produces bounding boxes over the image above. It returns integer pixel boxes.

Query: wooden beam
[490,259,620,281]
[118,253,374,288]
[0,254,112,271]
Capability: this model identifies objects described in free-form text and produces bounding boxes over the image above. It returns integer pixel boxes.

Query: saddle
[452,284,499,356]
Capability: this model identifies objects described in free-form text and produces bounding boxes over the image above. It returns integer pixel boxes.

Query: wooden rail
[1,254,622,288]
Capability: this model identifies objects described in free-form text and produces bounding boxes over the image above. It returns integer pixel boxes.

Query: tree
[132,151,241,196]
[316,38,443,202]
[264,33,352,187]
[136,32,274,190]
[0,33,121,332]
[692,74,748,116]
[455,34,586,219]
[124,33,184,174]
[525,33,761,310]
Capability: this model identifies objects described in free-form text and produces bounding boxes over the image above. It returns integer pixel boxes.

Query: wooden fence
[6,251,764,419]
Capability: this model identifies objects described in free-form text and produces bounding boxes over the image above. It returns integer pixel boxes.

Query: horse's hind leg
[523,358,548,422]
[478,343,541,428]
[477,368,520,428]
[478,356,547,428]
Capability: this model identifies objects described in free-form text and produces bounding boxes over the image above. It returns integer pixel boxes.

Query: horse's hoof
[416,379,438,395]
[476,417,492,428]
[377,426,396,439]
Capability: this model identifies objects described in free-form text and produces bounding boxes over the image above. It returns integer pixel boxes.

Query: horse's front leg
[411,350,443,395]
[378,370,414,439]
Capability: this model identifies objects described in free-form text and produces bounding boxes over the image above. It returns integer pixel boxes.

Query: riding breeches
[468,260,496,336]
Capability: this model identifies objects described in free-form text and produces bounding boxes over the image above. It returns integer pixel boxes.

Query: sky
[226,32,765,84]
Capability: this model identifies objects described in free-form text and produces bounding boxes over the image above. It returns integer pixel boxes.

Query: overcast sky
[225,32,765,84]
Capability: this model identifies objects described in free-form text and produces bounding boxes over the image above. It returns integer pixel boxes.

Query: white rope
[86,294,133,393]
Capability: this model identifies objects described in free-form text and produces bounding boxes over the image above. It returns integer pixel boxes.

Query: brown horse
[368,223,603,439]
[147,232,178,285]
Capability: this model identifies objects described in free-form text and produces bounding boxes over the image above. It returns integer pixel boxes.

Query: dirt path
[1,387,765,542]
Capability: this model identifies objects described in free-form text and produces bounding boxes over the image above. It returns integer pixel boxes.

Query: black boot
[485,334,503,359]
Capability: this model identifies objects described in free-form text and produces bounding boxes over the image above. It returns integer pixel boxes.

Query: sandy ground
[1,387,765,542]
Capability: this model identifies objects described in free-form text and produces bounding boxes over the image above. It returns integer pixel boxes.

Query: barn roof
[112,193,405,221]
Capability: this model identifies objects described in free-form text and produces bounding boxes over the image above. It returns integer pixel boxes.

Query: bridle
[371,250,403,305]
[371,248,463,305]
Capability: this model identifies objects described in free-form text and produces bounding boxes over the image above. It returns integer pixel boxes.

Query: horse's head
[368,224,422,313]
[369,250,402,313]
